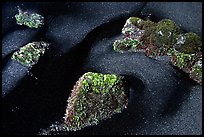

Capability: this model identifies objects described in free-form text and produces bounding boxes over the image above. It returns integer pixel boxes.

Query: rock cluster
[113,17,202,85]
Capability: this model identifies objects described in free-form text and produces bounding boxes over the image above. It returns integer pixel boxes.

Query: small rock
[64,72,128,131]
[15,8,44,28]
[11,41,50,67]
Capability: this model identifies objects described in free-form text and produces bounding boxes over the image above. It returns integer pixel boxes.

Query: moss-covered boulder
[11,41,49,67]
[15,8,44,28]
[64,72,128,131]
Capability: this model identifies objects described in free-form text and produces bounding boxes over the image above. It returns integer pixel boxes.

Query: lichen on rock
[11,41,49,67]
[64,72,128,131]
[15,8,44,28]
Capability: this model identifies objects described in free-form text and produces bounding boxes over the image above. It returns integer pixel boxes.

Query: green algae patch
[15,8,44,28]
[11,41,49,67]
[64,72,128,131]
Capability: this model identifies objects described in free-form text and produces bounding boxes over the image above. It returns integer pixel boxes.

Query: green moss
[15,9,44,28]
[11,42,49,67]
[64,72,128,131]
[174,32,202,54]
[82,72,119,94]
[152,19,182,49]
[113,38,140,53]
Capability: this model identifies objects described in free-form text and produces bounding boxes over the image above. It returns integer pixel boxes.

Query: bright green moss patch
[81,72,119,94]
[15,9,44,28]
[64,72,128,131]
[11,41,49,67]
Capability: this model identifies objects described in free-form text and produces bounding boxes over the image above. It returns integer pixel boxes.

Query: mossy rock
[15,9,44,28]
[113,16,202,85]
[64,72,128,131]
[174,32,202,54]
[11,41,49,67]
[152,19,182,49]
